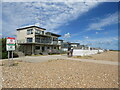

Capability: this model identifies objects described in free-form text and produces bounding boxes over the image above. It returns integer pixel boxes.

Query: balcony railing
[17,40,61,45]
[35,41,51,44]
[35,40,60,45]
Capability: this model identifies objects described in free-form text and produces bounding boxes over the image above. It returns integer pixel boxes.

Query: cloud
[95,28,104,31]
[73,36,118,49]
[69,12,117,38]
[87,12,118,31]
[84,36,89,39]
[2,0,120,2]
[2,1,104,37]
[63,32,71,38]
[95,32,98,34]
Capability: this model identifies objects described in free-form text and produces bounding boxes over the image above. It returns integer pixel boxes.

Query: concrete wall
[17,29,27,43]
[17,27,35,43]
[61,48,104,56]
[17,27,45,43]
[73,49,104,56]
[61,48,68,51]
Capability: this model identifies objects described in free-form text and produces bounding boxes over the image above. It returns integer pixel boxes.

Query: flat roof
[58,39,63,41]
[16,26,46,31]
[70,43,80,44]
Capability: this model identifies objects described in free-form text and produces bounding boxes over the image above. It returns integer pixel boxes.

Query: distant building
[61,42,80,51]
[69,43,80,47]
[16,26,62,55]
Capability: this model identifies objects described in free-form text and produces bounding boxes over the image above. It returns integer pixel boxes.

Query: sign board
[6,37,16,51]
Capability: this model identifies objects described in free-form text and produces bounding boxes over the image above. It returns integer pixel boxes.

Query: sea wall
[73,49,104,56]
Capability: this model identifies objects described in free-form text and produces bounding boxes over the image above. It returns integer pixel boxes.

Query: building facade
[16,26,62,55]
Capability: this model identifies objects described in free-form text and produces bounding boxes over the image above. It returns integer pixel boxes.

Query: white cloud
[63,33,71,38]
[2,1,104,37]
[87,12,118,31]
[95,32,98,34]
[73,36,118,49]
[69,12,117,38]
[85,36,89,39]
[96,28,104,31]
[63,32,71,42]
[2,0,120,2]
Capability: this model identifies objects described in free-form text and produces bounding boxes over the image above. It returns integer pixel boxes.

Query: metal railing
[17,40,61,45]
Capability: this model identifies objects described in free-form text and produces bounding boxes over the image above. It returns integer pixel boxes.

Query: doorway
[42,46,45,52]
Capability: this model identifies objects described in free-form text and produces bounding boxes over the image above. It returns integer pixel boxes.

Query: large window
[35,37,40,43]
[27,29,33,35]
[35,46,40,50]
[53,38,58,41]
[35,29,41,34]
[42,31,44,35]
[27,38,33,43]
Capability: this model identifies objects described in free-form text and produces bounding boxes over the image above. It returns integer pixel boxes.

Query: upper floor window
[35,29,41,34]
[53,38,58,41]
[27,38,33,43]
[27,29,33,35]
[46,32,51,35]
[42,31,44,35]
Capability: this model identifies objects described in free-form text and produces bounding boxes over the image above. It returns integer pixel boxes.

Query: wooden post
[8,51,10,66]
[12,51,13,65]
[12,51,13,60]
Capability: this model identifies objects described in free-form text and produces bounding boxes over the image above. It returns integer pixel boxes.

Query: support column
[32,45,35,55]
[82,47,84,50]
[59,46,61,50]
[89,46,90,50]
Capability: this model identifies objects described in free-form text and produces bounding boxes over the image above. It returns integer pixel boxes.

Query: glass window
[35,46,40,50]
[35,29,41,34]
[53,38,58,41]
[27,38,33,42]
[35,37,40,43]
[42,31,44,35]
[27,29,33,35]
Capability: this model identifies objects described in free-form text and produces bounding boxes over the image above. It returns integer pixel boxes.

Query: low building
[61,42,80,51]
[69,43,80,47]
[16,26,62,55]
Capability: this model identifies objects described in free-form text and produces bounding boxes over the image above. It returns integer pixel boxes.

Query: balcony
[17,39,60,45]
[35,39,59,45]
[35,33,51,37]
[51,41,58,45]
[35,40,51,44]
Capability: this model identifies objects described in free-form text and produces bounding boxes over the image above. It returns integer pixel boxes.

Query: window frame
[35,46,40,50]
[27,38,33,43]
[27,29,33,35]
[35,29,41,34]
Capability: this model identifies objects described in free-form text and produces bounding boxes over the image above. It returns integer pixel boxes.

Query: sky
[1,0,119,50]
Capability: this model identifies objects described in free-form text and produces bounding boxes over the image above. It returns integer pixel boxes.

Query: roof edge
[16,26,46,31]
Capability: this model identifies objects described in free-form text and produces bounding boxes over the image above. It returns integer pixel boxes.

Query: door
[42,46,45,52]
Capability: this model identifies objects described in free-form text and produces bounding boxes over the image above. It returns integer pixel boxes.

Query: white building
[16,26,62,55]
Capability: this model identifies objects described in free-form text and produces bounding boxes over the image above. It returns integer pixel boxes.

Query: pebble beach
[2,58,119,88]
